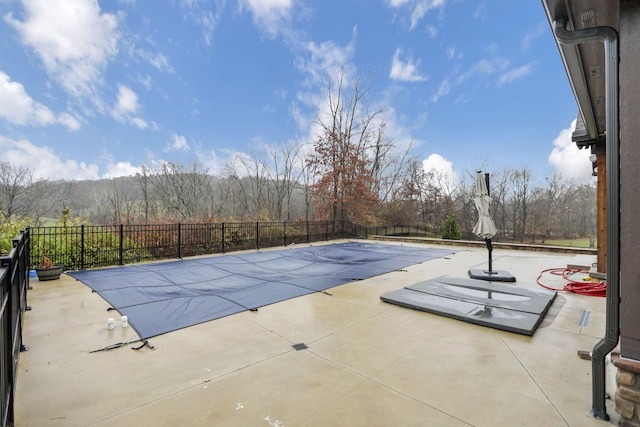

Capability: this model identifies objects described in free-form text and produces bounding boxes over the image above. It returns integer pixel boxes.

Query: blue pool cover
[69,242,455,339]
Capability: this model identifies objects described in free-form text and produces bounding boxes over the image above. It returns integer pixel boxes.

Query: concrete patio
[14,240,617,426]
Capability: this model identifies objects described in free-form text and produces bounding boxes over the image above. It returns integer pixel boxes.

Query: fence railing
[0,229,30,427]
[29,221,371,270]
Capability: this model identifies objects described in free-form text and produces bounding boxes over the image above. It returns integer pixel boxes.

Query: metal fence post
[119,224,124,266]
[177,223,182,259]
[80,224,85,270]
[221,222,225,253]
[256,222,259,249]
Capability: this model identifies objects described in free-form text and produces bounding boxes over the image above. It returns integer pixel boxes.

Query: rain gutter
[553,18,619,421]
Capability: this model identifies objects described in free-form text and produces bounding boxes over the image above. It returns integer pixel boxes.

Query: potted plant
[35,256,64,281]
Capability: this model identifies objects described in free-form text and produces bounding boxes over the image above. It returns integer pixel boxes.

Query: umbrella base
[468,269,516,282]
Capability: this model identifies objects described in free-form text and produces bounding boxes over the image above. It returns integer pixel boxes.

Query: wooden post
[597,152,607,274]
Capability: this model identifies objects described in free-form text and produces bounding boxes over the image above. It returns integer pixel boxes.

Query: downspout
[553,18,619,421]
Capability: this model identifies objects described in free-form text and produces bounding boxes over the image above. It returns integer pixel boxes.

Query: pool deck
[15,240,617,426]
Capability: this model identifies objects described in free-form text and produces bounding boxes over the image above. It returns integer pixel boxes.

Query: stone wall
[614,356,640,426]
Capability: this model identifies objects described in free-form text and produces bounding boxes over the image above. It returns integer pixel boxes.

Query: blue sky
[0,0,592,185]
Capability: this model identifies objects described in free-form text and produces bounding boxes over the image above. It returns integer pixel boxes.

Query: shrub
[442,214,461,240]
[0,218,29,256]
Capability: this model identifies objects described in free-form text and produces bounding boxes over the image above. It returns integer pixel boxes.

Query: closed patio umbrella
[468,171,515,282]
[472,172,497,240]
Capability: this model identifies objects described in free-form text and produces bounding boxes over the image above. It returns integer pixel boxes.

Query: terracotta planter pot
[35,265,64,281]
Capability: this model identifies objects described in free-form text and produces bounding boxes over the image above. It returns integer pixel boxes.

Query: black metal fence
[363,224,433,238]
[0,229,30,427]
[29,221,371,270]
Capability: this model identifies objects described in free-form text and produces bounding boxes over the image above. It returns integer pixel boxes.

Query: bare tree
[144,161,211,220]
[455,170,480,238]
[136,165,155,222]
[381,158,424,224]
[367,123,414,204]
[307,73,381,223]
[572,183,597,246]
[0,162,34,220]
[261,142,304,221]
[105,178,140,224]
[223,154,270,220]
[0,162,72,224]
[507,166,533,241]
[421,168,458,234]
[555,182,596,244]
[532,173,569,243]
[488,169,510,239]
[298,151,316,221]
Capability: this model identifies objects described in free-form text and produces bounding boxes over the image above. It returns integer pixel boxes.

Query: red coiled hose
[536,267,607,297]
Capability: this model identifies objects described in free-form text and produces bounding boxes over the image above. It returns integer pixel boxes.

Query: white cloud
[422,153,458,193]
[196,10,220,46]
[522,22,547,50]
[548,119,594,183]
[296,36,356,86]
[377,104,424,155]
[238,0,293,38]
[410,0,445,30]
[134,49,175,74]
[431,79,450,103]
[137,74,152,90]
[0,71,80,130]
[0,135,100,180]
[165,134,190,152]
[386,0,446,31]
[389,48,427,82]
[292,30,357,138]
[196,147,227,176]
[473,1,488,20]
[432,56,513,102]
[180,0,225,46]
[498,63,534,86]
[114,85,139,116]
[130,117,148,129]
[57,112,82,131]
[445,47,456,61]
[387,0,411,6]
[6,0,120,98]
[457,57,509,84]
[222,150,256,178]
[112,84,147,128]
[0,135,144,179]
[102,161,140,178]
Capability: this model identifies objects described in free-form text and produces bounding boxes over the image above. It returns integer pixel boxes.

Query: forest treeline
[0,74,596,252]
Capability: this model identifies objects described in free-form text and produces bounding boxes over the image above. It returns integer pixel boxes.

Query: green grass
[543,238,594,248]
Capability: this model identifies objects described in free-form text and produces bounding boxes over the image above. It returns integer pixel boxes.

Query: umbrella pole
[485,238,493,273]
